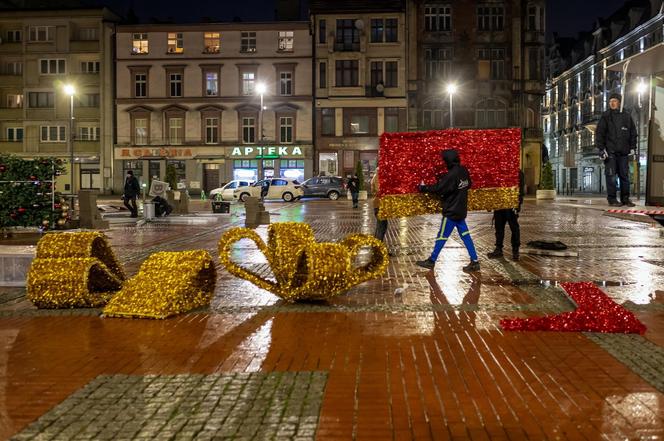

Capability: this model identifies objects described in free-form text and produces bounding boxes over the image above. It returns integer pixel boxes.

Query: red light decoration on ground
[500,282,647,334]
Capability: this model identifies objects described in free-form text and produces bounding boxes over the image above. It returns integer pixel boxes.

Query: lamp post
[635,79,648,201]
[256,82,266,142]
[63,84,76,194]
[446,83,457,128]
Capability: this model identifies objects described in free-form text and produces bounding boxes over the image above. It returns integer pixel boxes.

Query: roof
[310,0,405,13]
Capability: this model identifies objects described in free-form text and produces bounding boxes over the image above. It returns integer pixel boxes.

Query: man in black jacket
[123,170,140,217]
[415,150,480,272]
[596,93,637,207]
[487,170,525,261]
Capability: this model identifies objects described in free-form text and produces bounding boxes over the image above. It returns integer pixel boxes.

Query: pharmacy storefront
[113,146,226,195]
[226,145,313,183]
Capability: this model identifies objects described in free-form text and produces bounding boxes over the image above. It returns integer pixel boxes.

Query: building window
[279,116,293,143]
[79,28,97,40]
[169,73,183,97]
[7,127,23,142]
[422,107,444,129]
[242,117,256,143]
[478,6,504,31]
[425,48,452,79]
[40,126,66,142]
[81,61,100,73]
[371,61,398,88]
[29,26,53,42]
[4,61,22,75]
[167,32,184,53]
[203,71,218,96]
[204,32,220,53]
[371,18,398,42]
[132,33,149,54]
[278,31,294,51]
[279,71,293,95]
[370,61,383,87]
[321,108,335,135]
[528,47,541,80]
[476,99,507,128]
[134,73,147,97]
[319,19,326,44]
[40,59,66,75]
[168,117,183,144]
[134,118,148,145]
[335,19,360,51]
[424,5,452,32]
[242,72,256,95]
[205,117,219,144]
[241,32,257,53]
[349,115,369,134]
[335,60,359,87]
[6,30,22,42]
[479,48,505,80]
[28,92,54,108]
[79,93,100,107]
[7,94,23,108]
[319,62,327,88]
[79,126,100,141]
[385,61,397,87]
[384,108,399,133]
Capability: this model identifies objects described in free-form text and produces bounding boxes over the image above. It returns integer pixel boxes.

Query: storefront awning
[607,42,664,74]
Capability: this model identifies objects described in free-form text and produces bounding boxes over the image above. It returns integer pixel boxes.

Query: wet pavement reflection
[0,199,663,439]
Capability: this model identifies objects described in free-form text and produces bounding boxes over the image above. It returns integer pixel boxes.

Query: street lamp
[63,84,76,194]
[446,83,457,128]
[255,82,266,142]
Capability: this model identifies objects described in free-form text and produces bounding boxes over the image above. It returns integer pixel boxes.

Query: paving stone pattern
[10,372,327,441]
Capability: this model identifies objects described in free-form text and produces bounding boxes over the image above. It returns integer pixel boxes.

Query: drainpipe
[311,12,318,177]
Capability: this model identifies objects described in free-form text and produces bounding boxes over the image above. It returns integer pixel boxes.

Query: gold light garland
[103,250,216,319]
[218,222,389,302]
[377,187,519,219]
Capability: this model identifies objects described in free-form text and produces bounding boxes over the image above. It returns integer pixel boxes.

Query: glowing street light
[63,84,76,194]
[446,83,457,128]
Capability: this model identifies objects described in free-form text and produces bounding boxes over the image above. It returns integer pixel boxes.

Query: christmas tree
[0,154,66,231]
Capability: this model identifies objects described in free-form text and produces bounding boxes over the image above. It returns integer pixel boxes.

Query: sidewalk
[0,199,662,440]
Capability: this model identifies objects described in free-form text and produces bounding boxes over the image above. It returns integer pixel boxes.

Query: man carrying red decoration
[415,150,480,272]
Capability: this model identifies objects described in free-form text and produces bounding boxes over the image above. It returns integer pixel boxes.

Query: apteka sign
[230,146,304,157]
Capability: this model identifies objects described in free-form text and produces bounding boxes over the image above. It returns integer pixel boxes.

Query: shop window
[167,160,186,183]
[123,160,143,180]
[319,153,338,176]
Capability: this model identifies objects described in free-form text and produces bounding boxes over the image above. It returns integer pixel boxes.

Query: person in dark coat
[123,170,140,217]
[415,150,480,272]
[596,93,637,207]
[347,175,360,208]
[487,170,525,261]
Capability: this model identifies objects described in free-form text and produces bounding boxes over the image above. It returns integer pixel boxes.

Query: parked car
[209,180,252,201]
[301,176,347,200]
[233,178,304,202]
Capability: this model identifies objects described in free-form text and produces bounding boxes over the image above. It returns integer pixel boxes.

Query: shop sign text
[120,148,194,159]
[230,146,303,157]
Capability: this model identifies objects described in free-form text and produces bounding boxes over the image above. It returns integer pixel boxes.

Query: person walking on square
[123,170,140,218]
[371,168,388,241]
[487,170,525,261]
[596,93,637,207]
[415,150,480,272]
[347,175,360,209]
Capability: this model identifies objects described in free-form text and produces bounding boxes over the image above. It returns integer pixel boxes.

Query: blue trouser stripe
[430,217,478,262]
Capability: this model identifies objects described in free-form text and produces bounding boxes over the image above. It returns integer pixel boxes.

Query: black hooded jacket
[596,108,637,156]
[420,150,471,221]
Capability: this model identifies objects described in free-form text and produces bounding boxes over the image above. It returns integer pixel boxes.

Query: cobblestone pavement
[0,198,663,440]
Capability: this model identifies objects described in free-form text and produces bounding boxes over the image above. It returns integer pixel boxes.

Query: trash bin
[211,201,230,214]
[143,201,155,219]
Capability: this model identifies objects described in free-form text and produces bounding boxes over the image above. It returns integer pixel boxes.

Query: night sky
[92,0,631,38]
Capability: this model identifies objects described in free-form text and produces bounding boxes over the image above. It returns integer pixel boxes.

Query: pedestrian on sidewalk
[122,170,140,218]
[371,168,388,241]
[596,93,637,207]
[487,170,525,261]
[347,175,360,209]
[415,150,480,272]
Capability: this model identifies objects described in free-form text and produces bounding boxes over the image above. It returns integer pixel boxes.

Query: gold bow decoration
[27,232,216,318]
[218,222,389,302]
[27,232,125,308]
[103,250,216,319]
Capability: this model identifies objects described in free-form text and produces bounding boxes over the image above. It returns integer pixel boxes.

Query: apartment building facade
[543,0,662,196]
[410,0,546,193]
[0,7,118,193]
[310,0,408,183]
[114,22,313,194]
